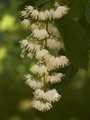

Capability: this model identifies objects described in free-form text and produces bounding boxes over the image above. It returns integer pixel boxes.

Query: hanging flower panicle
[19,2,70,112]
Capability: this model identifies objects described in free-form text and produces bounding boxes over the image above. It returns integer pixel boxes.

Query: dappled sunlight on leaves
[0,14,16,31]
[72,69,87,89]
[0,47,7,61]
[9,116,21,120]
[19,99,31,111]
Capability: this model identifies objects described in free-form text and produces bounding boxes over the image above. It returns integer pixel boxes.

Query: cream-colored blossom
[21,19,30,27]
[36,49,49,60]
[31,65,47,75]
[55,56,69,68]
[53,5,69,19]
[39,12,46,20]
[27,52,34,59]
[20,39,29,48]
[48,23,60,38]
[49,9,54,17]
[25,5,34,13]
[57,6,69,15]
[30,24,39,30]
[34,44,41,51]
[44,10,50,20]
[34,89,44,98]
[46,56,69,70]
[46,56,56,70]
[47,73,65,84]
[34,89,61,103]
[47,38,63,50]
[30,65,39,74]
[45,89,61,103]
[31,9,39,19]
[26,43,40,52]
[20,49,26,58]
[59,56,69,67]
[26,43,35,51]
[19,10,29,18]
[32,29,39,38]
[33,29,49,40]
[31,100,52,111]
[25,74,44,89]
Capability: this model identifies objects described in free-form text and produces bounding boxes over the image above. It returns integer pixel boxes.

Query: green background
[0,0,90,120]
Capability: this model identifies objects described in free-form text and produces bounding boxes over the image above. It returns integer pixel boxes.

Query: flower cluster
[19,3,69,112]
[19,4,69,27]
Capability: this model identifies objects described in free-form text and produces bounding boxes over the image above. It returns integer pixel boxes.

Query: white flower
[30,65,39,74]
[53,5,69,19]
[32,29,39,38]
[46,56,56,70]
[59,56,69,67]
[31,65,47,75]
[26,79,44,89]
[21,19,30,27]
[53,9,61,19]
[47,73,65,84]
[26,43,35,51]
[45,89,61,103]
[34,89,44,98]
[39,29,49,39]
[34,44,41,51]
[46,55,69,70]
[37,65,47,75]
[26,43,40,52]
[25,74,44,89]
[49,9,54,18]
[48,23,60,37]
[30,24,38,30]
[44,10,50,20]
[55,40,64,50]
[27,52,34,59]
[31,100,52,111]
[57,6,69,15]
[47,38,63,50]
[20,39,29,48]
[19,10,28,18]
[31,9,39,19]
[25,74,31,79]
[36,49,49,60]
[33,29,49,40]
[25,5,34,13]
[20,49,26,58]
[55,56,69,68]
[34,89,61,103]
[20,54,25,58]
[55,57,62,67]
[39,12,46,20]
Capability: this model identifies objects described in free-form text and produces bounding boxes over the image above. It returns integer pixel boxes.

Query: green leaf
[55,16,89,70]
[78,15,90,42]
[58,64,78,94]
[50,50,78,94]
[68,0,89,20]
[36,0,50,6]
[85,1,90,23]
[50,63,78,94]
[85,24,90,43]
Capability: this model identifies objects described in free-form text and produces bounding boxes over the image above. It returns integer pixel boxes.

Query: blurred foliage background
[0,0,90,120]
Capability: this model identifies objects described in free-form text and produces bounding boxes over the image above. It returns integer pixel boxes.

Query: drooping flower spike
[19,2,70,112]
